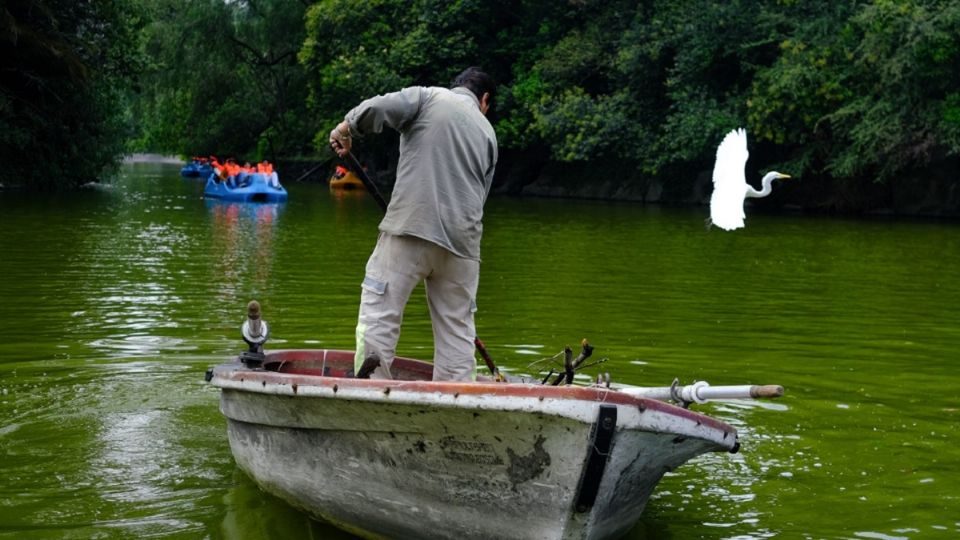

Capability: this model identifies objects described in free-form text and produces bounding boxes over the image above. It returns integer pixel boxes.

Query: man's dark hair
[452,67,495,105]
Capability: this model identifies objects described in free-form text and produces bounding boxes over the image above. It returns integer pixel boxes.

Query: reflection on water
[206,200,282,302]
[219,469,354,539]
[0,162,958,538]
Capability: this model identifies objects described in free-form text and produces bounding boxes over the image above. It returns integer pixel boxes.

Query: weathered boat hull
[210,350,738,540]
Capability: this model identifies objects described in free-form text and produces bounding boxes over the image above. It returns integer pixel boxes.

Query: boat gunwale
[209,349,737,440]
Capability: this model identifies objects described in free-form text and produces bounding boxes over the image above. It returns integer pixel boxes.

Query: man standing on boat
[329,67,498,382]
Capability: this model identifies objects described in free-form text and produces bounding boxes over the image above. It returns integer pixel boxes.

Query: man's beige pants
[355,233,479,381]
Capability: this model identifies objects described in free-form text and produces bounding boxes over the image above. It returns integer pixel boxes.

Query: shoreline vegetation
[3,1,958,218]
[158,153,960,220]
[123,154,183,164]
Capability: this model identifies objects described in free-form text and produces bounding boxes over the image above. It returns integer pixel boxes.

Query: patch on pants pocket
[361,275,387,295]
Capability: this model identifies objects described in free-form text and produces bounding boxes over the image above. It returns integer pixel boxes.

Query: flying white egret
[709,128,791,231]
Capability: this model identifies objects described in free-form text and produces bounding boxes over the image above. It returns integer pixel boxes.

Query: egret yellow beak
[779,173,792,179]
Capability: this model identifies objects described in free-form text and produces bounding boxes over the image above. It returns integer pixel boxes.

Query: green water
[1,162,958,539]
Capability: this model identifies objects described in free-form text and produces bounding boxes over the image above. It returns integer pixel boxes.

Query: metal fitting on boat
[669,378,710,408]
[240,300,269,368]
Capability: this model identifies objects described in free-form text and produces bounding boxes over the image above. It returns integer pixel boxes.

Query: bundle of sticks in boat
[529,339,610,387]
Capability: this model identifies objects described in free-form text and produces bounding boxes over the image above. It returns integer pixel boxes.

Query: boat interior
[262,349,437,381]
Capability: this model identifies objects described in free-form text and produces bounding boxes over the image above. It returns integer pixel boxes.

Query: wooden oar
[617,380,784,404]
[474,337,504,382]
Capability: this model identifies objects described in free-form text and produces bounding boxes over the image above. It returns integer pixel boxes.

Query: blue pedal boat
[181,161,214,177]
[203,172,288,203]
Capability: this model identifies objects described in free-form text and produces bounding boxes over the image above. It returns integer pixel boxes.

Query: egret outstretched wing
[710,128,749,231]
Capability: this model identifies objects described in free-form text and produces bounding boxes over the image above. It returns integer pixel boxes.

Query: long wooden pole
[292,162,327,183]
[341,152,388,211]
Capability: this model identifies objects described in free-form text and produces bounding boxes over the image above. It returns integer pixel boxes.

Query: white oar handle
[618,381,784,403]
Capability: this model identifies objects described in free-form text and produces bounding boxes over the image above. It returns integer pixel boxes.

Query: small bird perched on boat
[709,128,791,231]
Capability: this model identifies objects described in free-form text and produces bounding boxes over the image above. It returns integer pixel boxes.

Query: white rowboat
[207,349,758,539]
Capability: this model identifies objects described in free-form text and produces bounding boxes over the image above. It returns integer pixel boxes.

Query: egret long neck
[745,176,775,198]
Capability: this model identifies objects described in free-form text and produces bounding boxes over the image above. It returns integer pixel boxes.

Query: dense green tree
[299,0,510,162]
[5,0,958,206]
[298,0,595,171]
[0,0,143,188]
[299,0,959,211]
[131,0,313,160]
[749,0,960,183]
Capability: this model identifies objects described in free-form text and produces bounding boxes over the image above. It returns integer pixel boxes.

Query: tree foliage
[130,0,314,160]
[749,0,960,184]
[4,0,959,204]
[0,0,143,188]
[300,0,960,208]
